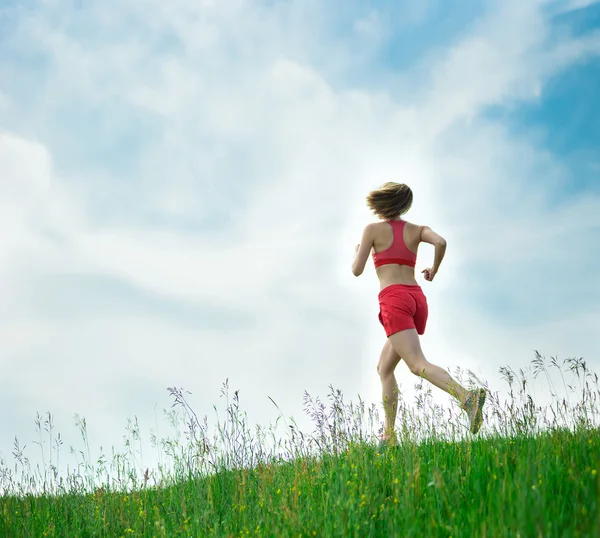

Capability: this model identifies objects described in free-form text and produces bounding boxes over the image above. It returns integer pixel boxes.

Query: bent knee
[405,356,428,376]
[377,362,395,378]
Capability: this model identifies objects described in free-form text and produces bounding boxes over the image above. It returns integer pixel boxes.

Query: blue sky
[487,4,600,194]
[1,0,599,484]
[502,57,600,189]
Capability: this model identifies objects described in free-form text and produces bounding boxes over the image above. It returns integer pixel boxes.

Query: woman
[352,182,486,447]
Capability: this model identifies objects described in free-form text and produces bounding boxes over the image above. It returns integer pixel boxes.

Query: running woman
[352,182,486,447]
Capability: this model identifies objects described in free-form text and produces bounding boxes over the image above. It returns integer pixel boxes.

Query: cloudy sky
[1,0,599,479]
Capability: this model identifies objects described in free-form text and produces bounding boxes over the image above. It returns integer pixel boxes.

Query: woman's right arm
[420,226,447,280]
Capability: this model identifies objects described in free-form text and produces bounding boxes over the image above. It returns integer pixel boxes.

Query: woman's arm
[352,224,376,276]
[420,226,447,281]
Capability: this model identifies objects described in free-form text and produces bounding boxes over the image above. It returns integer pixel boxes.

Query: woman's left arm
[352,224,375,277]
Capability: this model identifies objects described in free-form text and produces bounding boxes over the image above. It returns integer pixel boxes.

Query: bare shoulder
[365,221,392,249]
[364,221,388,234]
[359,221,384,242]
[402,220,424,238]
[414,222,446,245]
[400,220,423,247]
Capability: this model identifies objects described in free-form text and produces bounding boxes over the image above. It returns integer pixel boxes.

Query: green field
[1,354,599,537]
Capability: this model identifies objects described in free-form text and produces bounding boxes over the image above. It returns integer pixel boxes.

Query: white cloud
[1,0,599,486]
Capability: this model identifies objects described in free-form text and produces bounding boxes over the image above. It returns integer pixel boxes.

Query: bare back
[371,220,423,289]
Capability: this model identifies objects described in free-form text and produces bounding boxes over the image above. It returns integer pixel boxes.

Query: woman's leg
[388,329,469,404]
[377,340,402,442]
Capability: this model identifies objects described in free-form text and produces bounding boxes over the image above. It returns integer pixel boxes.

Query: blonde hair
[366,182,413,220]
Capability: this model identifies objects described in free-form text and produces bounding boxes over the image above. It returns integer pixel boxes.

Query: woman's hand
[421,267,437,281]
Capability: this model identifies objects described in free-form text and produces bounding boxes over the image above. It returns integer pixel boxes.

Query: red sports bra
[371,220,417,268]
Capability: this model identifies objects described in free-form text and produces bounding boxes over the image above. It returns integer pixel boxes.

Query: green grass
[1,353,599,537]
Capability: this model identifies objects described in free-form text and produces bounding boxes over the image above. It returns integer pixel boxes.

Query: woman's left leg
[377,339,402,443]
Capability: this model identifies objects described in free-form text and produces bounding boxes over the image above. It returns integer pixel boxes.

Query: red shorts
[377,284,428,337]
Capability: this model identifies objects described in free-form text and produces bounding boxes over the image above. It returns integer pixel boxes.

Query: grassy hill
[1,354,599,537]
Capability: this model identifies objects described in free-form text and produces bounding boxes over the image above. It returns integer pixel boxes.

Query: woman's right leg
[387,328,469,404]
